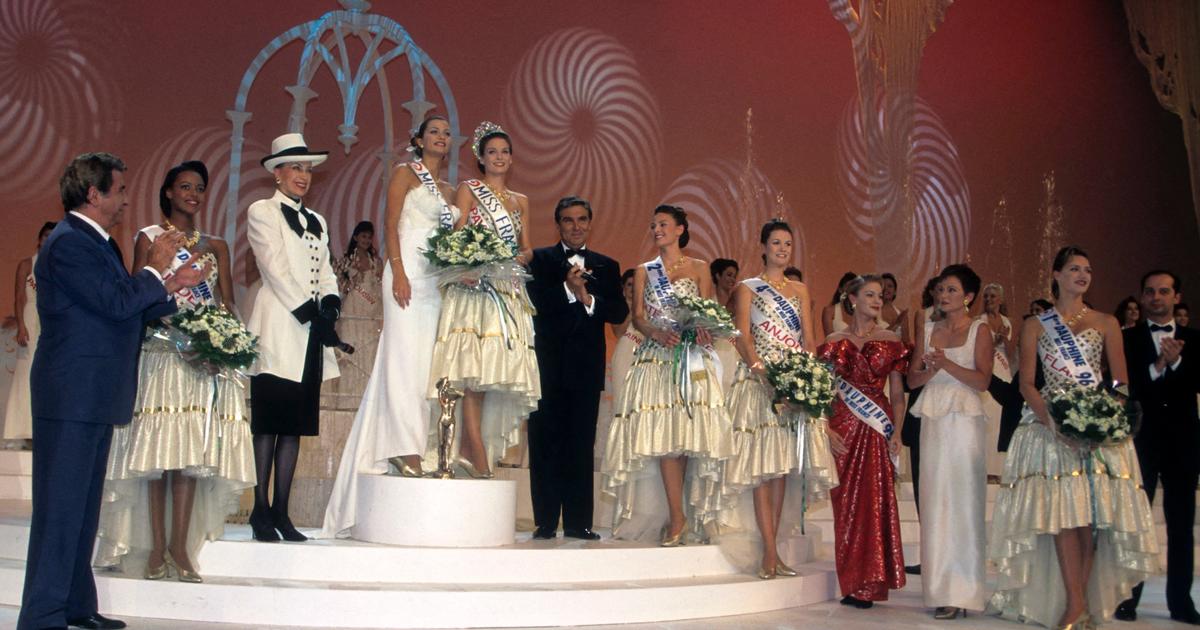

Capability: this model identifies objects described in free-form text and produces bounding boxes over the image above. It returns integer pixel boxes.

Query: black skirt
[250,326,323,436]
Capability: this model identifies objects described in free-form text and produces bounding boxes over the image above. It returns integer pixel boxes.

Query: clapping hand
[147,230,187,274]
[1160,337,1185,367]
[923,348,947,372]
[164,256,211,294]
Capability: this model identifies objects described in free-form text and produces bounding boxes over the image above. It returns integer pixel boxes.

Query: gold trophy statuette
[429,376,463,479]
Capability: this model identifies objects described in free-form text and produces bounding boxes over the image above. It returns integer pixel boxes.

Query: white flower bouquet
[763,348,837,418]
[167,306,258,371]
[653,294,738,341]
[1044,384,1136,447]
[421,225,528,288]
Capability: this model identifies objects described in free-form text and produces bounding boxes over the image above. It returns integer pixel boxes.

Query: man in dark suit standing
[19,153,205,630]
[1116,269,1200,624]
[526,196,628,540]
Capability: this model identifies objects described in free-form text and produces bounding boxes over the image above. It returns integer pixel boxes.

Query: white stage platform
[352,474,517,547]
[0,463,836,628]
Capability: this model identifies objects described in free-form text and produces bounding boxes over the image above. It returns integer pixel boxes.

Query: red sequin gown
[816,339,910,601]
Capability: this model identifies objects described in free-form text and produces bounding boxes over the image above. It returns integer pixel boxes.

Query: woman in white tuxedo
[245,133,342,542]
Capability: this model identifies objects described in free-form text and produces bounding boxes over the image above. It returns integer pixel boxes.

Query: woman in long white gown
[3,222,54,443]
[908,264,993,619]
[988,246,1158,628]
[321,117,458,537]
[979,282,1017,478]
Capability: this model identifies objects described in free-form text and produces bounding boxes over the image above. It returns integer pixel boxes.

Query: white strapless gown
[321,184,457,538]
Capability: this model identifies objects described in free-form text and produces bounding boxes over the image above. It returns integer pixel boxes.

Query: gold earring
[964,298,970,307]
[275,179,281,185]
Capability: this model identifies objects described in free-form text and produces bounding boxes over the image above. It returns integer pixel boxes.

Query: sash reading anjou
[742,277,803,350]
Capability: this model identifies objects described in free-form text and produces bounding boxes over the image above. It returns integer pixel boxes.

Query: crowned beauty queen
[426,121,539,477]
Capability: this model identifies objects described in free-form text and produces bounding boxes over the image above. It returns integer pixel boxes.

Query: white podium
[352,474,517,547]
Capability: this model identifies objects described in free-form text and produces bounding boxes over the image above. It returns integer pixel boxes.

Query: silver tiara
[471,121,506,160]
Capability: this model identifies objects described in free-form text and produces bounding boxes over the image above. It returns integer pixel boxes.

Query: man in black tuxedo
[19,153,206,630]
[526,196,628,540]
[1116,269,1200,624]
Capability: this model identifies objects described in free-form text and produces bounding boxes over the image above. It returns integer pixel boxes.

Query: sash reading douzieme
[742,277,803,350]
[1036,308,1099,387]
[465,179,517,246]
[408,160,454,229]
[643,256,679,324]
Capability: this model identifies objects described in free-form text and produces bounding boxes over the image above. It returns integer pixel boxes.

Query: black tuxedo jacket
[1123,322,1200,466]
[528,244,628,393]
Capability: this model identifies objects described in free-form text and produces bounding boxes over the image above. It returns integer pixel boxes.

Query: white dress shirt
[561,242,595,316]
[1148,319,1182,380]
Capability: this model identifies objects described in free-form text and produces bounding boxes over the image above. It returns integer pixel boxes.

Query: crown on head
[471,121,507,160]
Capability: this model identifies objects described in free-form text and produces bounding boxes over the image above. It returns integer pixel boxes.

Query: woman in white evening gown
[3,222,54,443]
[908,264,992,619]
[322,117,458,537]
[988,246,1158,628]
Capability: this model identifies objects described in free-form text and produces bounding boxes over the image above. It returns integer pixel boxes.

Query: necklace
[1064,306,1089,327]
[849,320,877,338]
[485,182,510,203]
[663,255,688,276]
[760,274,788,292]
[164,220,200,248]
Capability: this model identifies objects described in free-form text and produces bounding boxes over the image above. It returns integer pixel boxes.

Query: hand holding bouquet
[1044,384,1136,448]
[763,348,837,418]
[166,306,258,371]
[422,225,528,288]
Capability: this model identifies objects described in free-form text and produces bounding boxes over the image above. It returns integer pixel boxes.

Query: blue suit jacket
[31,214,176,425]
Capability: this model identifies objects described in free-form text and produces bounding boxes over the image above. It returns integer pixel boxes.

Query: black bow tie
[1150,323,1174,333]
[564,248,586,259]
[281,202,323,239]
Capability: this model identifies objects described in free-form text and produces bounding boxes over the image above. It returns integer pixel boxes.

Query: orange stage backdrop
[1,0,1195,319]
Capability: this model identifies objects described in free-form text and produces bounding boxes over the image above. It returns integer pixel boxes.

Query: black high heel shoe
[271,509,308,542]
[248,507,280,542]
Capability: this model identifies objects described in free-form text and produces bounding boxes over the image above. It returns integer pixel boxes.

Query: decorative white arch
[221,0,462,249]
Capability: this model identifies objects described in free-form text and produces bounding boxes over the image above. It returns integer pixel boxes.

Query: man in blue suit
[18,153,206,630]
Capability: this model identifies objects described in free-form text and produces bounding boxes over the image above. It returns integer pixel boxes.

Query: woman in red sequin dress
[816,275,911,608]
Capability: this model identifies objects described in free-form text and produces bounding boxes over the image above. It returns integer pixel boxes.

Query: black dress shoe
[1113,602,1137,622]
[840,595,874,609]
[905,564,921,575]
[532,526,557,539]
[248,507,280,542]
[1171,609,1200,625]
[67,612,127,629]
[271,509,308,542]
[563,528,601,540]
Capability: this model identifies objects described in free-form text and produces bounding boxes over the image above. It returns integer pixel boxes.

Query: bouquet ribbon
[670,330,717,418]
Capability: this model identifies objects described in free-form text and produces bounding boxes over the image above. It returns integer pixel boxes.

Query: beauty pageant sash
[408,160,454,229]
[1036,308,1099,387]
[643,256,679,323]
[465,179,517,246]
[836,378,894,440]
[742,278,803,350]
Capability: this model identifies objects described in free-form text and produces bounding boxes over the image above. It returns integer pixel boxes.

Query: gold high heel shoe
[933,606,965,620]
[1054,611,1088,630]
[163,549,203,583]
[660,525,685,547]
[455,456,494,479]
[757,566,776,580]
[144,554,168,580]
[388,456,423,478]
[774,559,797,577]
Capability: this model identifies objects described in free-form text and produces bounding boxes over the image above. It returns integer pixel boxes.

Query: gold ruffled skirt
[602,339,734,542]
[987,413,1159,626]
[427,281,539,464]
[95,338,255,573]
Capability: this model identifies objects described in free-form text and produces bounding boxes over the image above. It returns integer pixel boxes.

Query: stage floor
[0,575,1192,629]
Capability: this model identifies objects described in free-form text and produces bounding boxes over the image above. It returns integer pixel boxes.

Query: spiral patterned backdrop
[0,0,124,204]
[501,27,663,227]
[127,127,272,284]
[311,145,394,255]
[657,159,808,277]
[834,95,970,285]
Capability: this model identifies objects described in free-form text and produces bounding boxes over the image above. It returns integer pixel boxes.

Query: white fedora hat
[261,133,329,172]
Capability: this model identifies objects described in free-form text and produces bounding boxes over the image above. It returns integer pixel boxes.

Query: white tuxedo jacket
[245,190,340,382]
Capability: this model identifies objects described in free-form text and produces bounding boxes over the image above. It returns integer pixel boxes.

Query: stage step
[0,451,31,501]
